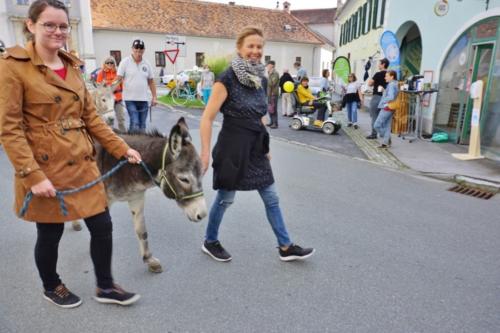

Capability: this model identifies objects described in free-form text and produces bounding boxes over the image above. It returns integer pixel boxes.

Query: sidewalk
[339,106,500,190]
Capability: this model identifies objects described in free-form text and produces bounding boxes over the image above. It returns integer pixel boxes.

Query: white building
[0,0,97,71]
[90,0,331,78]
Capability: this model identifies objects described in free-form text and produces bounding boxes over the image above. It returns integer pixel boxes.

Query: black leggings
[35,209,114,291]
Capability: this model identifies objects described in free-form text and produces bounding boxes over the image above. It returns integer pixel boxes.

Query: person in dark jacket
[199,27,315,262]
[279,69,294,116]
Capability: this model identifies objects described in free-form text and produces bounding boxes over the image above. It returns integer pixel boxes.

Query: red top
[53,67,67,80]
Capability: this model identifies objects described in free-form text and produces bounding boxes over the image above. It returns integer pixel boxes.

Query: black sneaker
[43,284,82,309]
[94,284,140,306]
[366,134,377,139]
[347,123,353,127]
[353,124,359,129]
[202,240,232,262]
[279,244,315,262]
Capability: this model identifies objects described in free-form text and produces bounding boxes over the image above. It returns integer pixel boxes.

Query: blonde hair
[236,27,264,49]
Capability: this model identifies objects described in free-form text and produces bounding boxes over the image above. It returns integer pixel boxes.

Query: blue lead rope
[19,159,155,217]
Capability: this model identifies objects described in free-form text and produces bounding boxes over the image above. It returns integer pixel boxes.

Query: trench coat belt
[23,118,86,132]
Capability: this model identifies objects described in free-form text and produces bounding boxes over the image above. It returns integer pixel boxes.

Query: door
[459,43,494,144]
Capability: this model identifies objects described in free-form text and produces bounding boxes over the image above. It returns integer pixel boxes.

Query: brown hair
[236,27,264,49]
[387,70,398,80]
[23,0,69,41]
[322,69,330,78]
[349,73,357,81]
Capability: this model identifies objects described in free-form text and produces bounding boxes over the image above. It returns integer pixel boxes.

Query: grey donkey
[89,81,127,132]
[72,118,207,273]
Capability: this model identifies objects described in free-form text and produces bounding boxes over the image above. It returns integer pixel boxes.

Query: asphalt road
[0,106,499,333]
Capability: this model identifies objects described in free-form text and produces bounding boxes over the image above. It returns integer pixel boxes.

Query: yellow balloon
[283,81,295,93]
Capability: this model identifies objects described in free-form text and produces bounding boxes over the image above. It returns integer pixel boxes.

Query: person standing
[96,56,127,131]
[294,61,307,82]
[200,63,215,105]
[0,0,142,308]
[266,60,280,128]
[366,58,389,139]
[116,39,157,131]
[199,27,314,262]
[343,73,363,129]
[374,70,399,148]
[279,69,294,116]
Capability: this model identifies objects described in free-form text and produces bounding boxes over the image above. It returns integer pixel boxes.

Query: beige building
[91,0,331,78]
[333,0,386,80]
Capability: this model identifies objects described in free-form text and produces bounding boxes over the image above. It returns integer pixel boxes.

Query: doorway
[459,43,494,144]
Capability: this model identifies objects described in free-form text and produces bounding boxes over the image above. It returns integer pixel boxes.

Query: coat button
[54,96,62,103]
[41,154,48,161]
[73,95,80,101]
[67,160,75,166]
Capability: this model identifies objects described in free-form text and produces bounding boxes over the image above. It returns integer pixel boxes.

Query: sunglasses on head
[105,61,115,65]
[133,45,144,50]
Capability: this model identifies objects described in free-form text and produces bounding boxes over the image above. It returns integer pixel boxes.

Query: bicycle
[170,82,204,107]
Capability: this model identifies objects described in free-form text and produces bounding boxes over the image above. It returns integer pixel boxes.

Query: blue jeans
[346,101,358,123]
[202,87,212,105]
[374,109,394,145]
[205,184,292,247]
[125,101,148,131]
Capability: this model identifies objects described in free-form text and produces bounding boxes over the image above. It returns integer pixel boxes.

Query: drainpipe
[312,46,317,76]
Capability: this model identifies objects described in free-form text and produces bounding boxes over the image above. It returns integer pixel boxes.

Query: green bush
[205,55,231,77]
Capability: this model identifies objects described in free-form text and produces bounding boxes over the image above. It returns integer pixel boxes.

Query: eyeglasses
[39,22,71,34]
[105,62,115,65]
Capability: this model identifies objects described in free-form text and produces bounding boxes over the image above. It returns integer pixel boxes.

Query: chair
[292,91,316,115]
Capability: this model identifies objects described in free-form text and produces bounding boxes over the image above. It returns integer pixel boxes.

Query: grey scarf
[231,56,265,89]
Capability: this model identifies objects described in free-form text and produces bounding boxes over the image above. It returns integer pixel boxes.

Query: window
[155,51,166,67]
[16,0,30,5]
[110,50,121,65]
[265,55,271,63]
[295,56,301,63]
[195,52,205,67]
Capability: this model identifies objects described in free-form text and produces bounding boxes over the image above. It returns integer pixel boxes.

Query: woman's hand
[200,151,210,175]
[266,153,272,161]
[126,148,142,164]
[31,179,57,198]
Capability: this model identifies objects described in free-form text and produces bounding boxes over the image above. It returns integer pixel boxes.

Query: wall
[308,23,334,42]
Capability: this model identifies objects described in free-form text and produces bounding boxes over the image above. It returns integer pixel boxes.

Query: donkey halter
[155,142,204,201]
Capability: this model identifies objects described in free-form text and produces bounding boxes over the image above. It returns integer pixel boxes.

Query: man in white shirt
[116,39,157,131]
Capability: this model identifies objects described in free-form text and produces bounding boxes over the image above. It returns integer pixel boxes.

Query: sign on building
[165,35,186,57]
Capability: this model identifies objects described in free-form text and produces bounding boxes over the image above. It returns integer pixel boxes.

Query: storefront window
[434,32,471,141]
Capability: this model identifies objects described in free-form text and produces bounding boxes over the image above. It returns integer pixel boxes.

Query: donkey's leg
[71,220,82,231]
[127,192,163,273]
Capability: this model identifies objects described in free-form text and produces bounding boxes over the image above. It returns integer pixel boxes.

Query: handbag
[387,98,400,111]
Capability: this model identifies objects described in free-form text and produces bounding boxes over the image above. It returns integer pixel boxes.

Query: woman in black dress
[199,27,315,262]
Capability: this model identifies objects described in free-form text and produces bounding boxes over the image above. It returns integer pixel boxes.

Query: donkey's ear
[168,124,183,160]
[110,80,121,91]
[176,117,192,143]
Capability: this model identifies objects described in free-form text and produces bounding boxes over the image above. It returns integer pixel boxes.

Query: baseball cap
[132,39,145,49]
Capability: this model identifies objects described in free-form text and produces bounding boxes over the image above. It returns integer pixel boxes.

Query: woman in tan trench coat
[0,0,141,308]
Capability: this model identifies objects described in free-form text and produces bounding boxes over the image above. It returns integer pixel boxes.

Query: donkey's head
[91,81,117,126]
[156,117,207,222]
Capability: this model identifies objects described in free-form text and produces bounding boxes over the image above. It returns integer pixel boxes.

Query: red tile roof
[291,8,336,25]
[90,0,324,45]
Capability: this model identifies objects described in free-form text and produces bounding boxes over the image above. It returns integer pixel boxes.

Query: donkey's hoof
[72,221,82,231]
[147,257,163,273]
